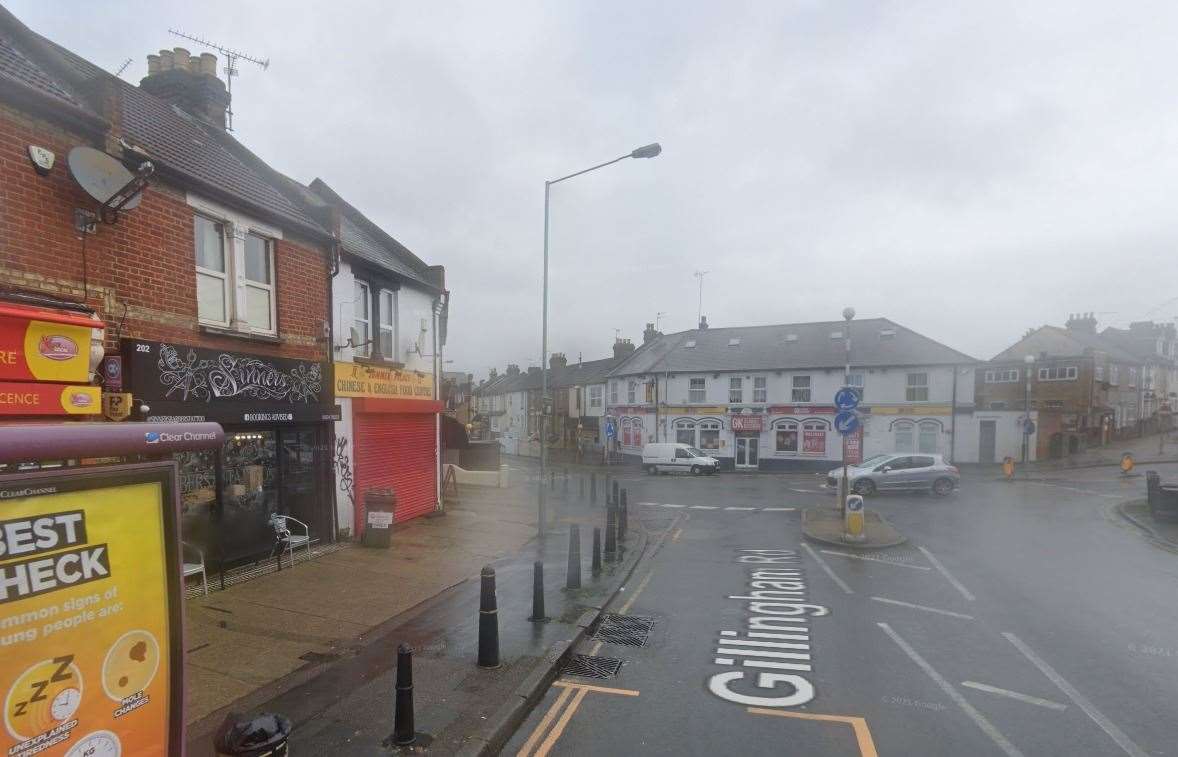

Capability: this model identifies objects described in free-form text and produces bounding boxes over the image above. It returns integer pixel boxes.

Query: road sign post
[833,397,861,522]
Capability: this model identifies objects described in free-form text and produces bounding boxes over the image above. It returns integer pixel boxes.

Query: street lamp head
[630,143,662,159]
[842,307,856,322]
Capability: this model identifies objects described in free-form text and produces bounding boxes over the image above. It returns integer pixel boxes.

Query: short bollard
[566,525,582,589]
[393,644,416,746]
[529,561,547,622]
[579,474,585,499]
[604,507,618,560]
[590,473,597,504]
[478,566,500,668]
[592,527,602,574]
[611,479,619,507]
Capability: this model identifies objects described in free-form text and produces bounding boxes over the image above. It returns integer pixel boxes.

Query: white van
[641,442,720,475]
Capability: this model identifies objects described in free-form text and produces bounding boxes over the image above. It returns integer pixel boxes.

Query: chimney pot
[158,49,174,70]
[146,54,160,75]
[199,52,217,76]
[699,315,709,330]
[173,47,190,70]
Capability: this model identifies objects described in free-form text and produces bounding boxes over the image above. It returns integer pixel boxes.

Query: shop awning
[0,302,103,329]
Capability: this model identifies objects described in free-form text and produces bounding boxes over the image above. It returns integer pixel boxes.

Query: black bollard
[604,507,618,560]
[590,473,597,504]
[393,644,415,745]
[478,566,500,668]
[562,470,569,497]
[550,470,555,490]
[592,527,602,574]
[566,525,582,589]
[611,479,619,507]
[529,561,547,621]
[579,474,585,500]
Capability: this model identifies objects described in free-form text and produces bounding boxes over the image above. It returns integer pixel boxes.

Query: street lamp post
[538,143,662,537]
[840,307,854,517]
[1022,354,1035,463]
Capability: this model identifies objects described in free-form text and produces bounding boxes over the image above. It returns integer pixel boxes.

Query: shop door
[735,435,759,468]
[280,426,331,542]
[354,413,437,529]
[979,421,997,464]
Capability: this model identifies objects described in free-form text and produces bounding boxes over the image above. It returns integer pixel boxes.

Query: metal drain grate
[590,614,656,647]
[563,654,624,679]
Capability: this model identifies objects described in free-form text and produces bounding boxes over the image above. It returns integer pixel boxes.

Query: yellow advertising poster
[334,362,434,401]
[0,468,179,756]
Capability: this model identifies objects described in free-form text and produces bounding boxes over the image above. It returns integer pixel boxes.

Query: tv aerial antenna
[114,58,133,78]
[168,28,269,131]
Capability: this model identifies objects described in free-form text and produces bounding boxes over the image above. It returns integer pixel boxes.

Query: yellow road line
[534,687,588,757]
[746,707,879,757]
[516,686,574,757]
[618,569,655,614]
[553,680,640,696]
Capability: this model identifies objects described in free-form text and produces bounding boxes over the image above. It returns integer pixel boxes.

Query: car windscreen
[687,447,706,457]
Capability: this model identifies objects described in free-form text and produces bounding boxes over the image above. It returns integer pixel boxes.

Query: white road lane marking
[819,549,932,570]
[762,507,796,511]
[800,542,853,594]
[870,596,975,620]
[960,681,1068,711]
[788,488,824,493]
[879,623,1025,757]
[1003,632,1148,757]
[659,503,685,508]
[918,546,976,600]
[689,505,718,510]
[724,506,756,511]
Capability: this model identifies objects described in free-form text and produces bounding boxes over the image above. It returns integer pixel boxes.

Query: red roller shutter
[354,413,437,532]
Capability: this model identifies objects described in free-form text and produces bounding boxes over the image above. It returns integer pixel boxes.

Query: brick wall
[0,102,330,363]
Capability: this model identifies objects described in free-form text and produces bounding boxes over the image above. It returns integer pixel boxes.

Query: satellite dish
[67,146,154,223]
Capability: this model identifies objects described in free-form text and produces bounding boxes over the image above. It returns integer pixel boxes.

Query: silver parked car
[826,453,959,496]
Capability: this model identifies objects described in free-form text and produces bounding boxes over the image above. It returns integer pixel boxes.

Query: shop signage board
[730,415,764,432]
[0,462,185,756]
[862,405,952,416]
[0,383,100,416]
[844,428,863,464]
[0,305,98,384]
[123,340,335,424]
[767,405,837,415]
[334,362,434,401]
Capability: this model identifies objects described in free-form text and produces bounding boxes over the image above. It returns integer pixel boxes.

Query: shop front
[123,339,339,569]
[764,404,837,471]
[334,362,441,535]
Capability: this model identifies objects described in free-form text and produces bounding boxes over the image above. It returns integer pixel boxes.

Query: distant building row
[475,313,1176,469]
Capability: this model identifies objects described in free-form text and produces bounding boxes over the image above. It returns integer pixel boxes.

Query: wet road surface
[506,464,1178,756]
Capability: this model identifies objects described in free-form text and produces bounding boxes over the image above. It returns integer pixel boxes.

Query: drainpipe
[433,292,447,512]
[949,365,958,462]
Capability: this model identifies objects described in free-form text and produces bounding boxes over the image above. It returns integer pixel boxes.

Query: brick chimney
[549,353,567,369]
[613,338,636,358]
[1065,312,1097,334]
[527,366,541,375]
[699,315,709,330]
[643,322,662,344]
[506,364,520,376]
[140,48,230,129]
[488,368,498,380]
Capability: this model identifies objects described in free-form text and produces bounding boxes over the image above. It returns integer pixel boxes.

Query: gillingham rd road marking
[1003,632,1147,757]
[960,681,1067,711]
[801,542,853,595]
[706,549,830,709]
[918,546,975,600]
[870,596,974,620]
[879,622,1025,757]
[819,549,932,570]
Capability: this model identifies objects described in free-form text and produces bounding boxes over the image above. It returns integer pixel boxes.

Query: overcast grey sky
[14,1,1178,377]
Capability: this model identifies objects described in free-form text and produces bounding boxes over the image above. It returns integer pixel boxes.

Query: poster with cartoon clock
[0,463,184,756]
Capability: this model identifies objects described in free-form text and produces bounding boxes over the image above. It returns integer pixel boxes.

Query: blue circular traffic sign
[834,411,860,435]
[834,387,860,411]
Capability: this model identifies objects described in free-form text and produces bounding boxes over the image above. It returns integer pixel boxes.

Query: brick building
[0,9,340,567]
[980,314,1146,459]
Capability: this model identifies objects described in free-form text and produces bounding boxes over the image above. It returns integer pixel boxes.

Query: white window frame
[675,420,696,446]
[698,419,722,450]
[379,288,398,361]
[610,381,619,405]
[1110,365,1119,385]
[1128,367,1137,388]
[1038,366,1078,382]
[729,377,743,404]
[627,380,637,404]
[194,214,230,328]
[1095,364,1104,382]
[984,369,1019,383]
[792,375,811,403]
[906,373,929,402]
[689,377,706,403]
[753,377,767,403]
[589,385,603,408]
[353,280,372,357]
[187,194,282,336]
[774,420,799,453]
[846,373,865,400]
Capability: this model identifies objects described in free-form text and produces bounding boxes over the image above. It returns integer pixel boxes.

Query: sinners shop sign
[127,341,325,405]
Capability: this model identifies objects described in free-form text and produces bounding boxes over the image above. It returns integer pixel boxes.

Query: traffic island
[1116,498,1178,550]
[802,506,907,549]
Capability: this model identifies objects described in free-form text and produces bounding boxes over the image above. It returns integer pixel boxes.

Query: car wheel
[933,478,954,496]
[707,467,717,475]
[691,465,701,476]
[852,479,876,496]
